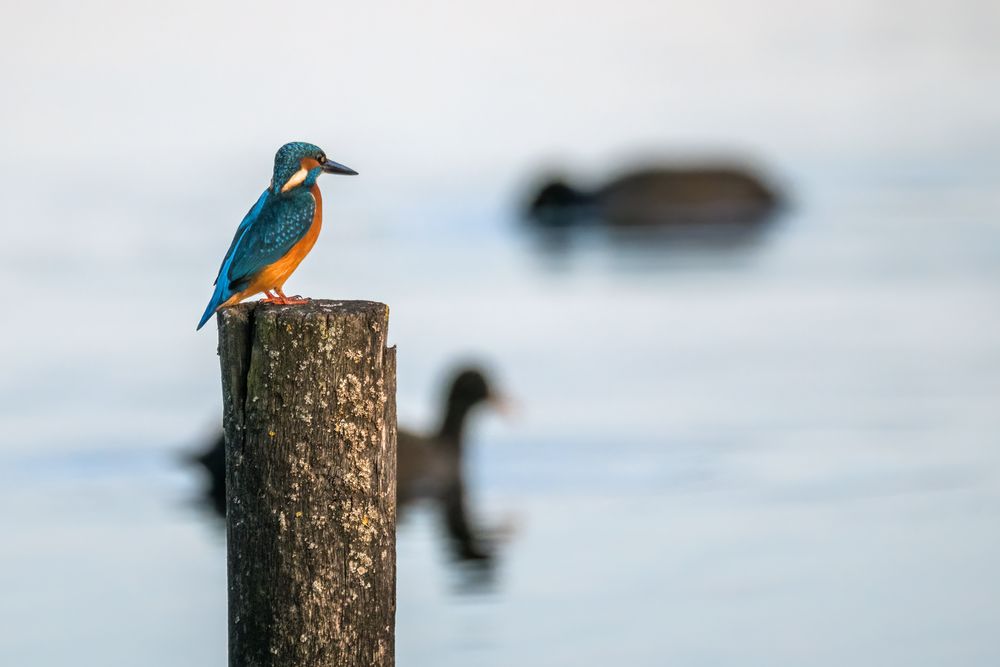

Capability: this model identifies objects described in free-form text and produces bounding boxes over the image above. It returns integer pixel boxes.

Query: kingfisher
[196,141,357,330]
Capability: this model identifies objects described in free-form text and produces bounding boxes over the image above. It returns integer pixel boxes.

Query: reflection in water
[525,161,782,229]
[188,366,508,565]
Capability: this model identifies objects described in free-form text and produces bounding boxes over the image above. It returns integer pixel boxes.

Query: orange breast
[263,184,322,289]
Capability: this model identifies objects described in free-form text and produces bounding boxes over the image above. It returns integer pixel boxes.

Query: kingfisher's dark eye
[318,155,327,164]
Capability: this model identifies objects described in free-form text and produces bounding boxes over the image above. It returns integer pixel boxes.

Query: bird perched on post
[197,142,357,330]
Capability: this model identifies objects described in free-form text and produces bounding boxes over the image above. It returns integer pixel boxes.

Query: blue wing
[225,192,315,289]
[213,188,271,286]
[197,188,315,330]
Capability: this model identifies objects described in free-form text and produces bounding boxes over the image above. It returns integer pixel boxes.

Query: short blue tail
[197,283,232,330]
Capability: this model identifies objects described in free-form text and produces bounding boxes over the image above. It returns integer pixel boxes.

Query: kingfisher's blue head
[271,141,357,195]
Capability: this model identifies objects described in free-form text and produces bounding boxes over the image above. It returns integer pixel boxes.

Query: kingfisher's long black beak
[321,158,358,175]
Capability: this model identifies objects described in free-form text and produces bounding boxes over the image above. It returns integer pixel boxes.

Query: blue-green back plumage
[226,188,316,289]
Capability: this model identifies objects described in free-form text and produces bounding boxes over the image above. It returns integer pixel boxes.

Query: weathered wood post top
[217,299,397,667]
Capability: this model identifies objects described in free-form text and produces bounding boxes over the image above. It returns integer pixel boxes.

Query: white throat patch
[280,167,309,193]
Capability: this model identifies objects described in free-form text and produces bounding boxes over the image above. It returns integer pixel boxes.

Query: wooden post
[217,300,396,667]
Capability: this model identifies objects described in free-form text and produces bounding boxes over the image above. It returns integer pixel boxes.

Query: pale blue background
[1,1,999,665]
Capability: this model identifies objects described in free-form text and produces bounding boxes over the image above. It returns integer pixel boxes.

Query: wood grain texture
[217,300,396,667]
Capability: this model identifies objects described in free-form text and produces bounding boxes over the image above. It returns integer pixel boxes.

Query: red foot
[260,290,283,304]
[259,289,311,306]
[275,288,310,305]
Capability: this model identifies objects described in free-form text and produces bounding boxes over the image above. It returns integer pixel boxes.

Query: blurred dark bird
[188,438,226,516]
[188,367,506,562]
[526,163,781,228]
[397,368,507,562]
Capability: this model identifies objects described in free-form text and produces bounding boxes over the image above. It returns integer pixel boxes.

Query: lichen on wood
[217,300,396,667]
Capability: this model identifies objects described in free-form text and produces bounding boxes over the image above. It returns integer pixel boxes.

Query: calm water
[3,183,999,666]
[2,1,1000,665]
